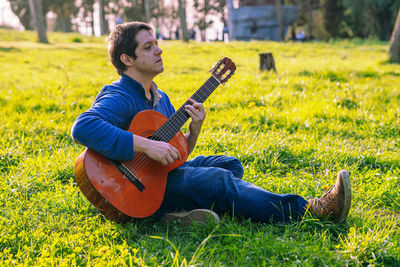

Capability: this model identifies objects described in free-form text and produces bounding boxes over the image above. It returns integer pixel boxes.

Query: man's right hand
[133,134,180,165]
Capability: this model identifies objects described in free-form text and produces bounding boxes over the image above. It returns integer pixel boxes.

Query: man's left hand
[185,98,206,135]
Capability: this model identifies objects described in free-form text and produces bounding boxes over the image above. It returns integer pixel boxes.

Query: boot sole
[162,209,220,226]
[337,170,351,221]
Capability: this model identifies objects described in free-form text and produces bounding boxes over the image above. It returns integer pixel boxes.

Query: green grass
[0,29,399,266]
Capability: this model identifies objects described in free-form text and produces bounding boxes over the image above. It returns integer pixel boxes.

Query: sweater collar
[120,74,162,108]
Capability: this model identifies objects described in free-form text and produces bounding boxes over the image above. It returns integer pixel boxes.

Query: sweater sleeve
[71,89,135,161]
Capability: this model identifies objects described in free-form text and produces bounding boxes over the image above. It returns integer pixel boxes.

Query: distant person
[116,15,123,25]
[71,21,352,226]
[175,28,180,40]
[190,29,196,40]
[296,30,305,41]
[222,24,228,41]
[156,26,162,40]
[291,24,296,41]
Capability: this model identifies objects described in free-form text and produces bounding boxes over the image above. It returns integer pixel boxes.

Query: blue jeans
[154,155,308,223]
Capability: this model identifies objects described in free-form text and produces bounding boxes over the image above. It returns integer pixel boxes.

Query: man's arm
[183,98,206,155]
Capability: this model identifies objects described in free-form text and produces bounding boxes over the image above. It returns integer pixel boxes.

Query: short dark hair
[107,22,153,75]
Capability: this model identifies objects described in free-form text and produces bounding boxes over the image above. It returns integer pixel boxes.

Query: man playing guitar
[71,22,351,225]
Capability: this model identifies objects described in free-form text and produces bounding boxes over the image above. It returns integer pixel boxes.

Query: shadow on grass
[298,70,349,82]
[0,47,21,52]
[53,167,75,185]
[239,144,399,176]
[0,152,20,174]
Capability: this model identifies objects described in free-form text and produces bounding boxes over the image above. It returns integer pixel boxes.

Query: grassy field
[0,29,399,266]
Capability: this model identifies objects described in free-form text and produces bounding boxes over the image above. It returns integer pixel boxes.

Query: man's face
[131,29,164,76]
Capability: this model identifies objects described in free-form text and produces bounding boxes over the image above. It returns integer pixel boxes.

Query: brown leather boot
[308,170,352,222]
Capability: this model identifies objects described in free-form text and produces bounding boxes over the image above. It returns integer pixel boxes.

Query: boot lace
[319,185,336,211]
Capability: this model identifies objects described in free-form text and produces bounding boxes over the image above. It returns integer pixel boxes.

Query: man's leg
[156,157,351,224]
[156,155,244,225]
[155,165,308,223]
[185,155,244,179]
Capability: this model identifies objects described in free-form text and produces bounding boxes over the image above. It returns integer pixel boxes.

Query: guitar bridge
[110,160,145,192]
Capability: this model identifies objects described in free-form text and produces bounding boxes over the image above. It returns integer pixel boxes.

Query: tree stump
[259,52,276,71]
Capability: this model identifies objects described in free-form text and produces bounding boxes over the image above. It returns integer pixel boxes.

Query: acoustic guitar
[74,57,236,223]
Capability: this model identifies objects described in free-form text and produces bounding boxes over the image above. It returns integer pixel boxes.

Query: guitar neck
[152,75,220,142]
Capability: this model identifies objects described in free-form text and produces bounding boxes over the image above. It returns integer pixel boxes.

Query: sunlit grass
[0,29,399,265]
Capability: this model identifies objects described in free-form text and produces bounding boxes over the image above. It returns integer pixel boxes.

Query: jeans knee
[227,157,244,179]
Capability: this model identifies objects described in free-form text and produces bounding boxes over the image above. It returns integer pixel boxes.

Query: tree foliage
[7,0,400,41]
[321,0,343,38]
[340,0,400,40]
[192,0,225,41]
[9,0,78,32]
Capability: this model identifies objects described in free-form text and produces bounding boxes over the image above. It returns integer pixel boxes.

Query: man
[71,22,351,225]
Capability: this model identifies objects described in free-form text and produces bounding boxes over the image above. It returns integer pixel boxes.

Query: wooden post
[259,53,276,71]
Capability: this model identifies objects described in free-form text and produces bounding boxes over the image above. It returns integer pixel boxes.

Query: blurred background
[0,0,399,43]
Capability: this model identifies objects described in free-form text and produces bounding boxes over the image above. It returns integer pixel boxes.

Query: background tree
[144,0,150,22]
[10,0,81,33]
[178,0,189,42]
[389,9,400,63]
[124,0,146,22]
[193,0,225,41]
[340,0,400,40]
[366,0,400,40]
[28,0,47,43]
[293,0,320,40]
[340,0,369,38]
[9,0,33,30]
[275,0,284,41]
[79,0,96,35]
[157,1,179,39]
[48,0,78,32]
[99,0,106,35]
[321,0,343,38]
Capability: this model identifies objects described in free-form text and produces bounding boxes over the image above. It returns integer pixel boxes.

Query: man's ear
[120,54,134,67]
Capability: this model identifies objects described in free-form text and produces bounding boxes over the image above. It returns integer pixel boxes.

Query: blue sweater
[71,74,176,161]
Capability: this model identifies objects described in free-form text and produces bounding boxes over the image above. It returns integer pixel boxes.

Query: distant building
[227,0,299,41]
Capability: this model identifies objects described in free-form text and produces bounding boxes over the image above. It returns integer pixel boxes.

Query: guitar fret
[154,76,220,142]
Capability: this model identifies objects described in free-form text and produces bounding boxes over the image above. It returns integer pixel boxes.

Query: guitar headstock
[209,57,236,85]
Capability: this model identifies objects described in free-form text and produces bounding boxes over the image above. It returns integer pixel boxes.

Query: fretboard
[151,75,220,142]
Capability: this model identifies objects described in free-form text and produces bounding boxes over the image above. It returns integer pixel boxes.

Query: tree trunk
[177,0,189,42]
[55,15,72,32]
[144,0,151,23]
[308,0,313,39]
[275,0,284,41]
[389,9,400,63]
[91,11,95,36]
[28,0,48,43]
[226,0,234,41]
[99,0,106,35]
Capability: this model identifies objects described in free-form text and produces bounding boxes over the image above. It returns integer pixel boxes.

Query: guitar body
[74,110,189,222]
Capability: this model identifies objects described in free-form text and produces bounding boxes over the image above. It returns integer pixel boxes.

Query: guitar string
[125,79,217,176]
[128,77,220,175]
[127,77,220,176]
[126,76,221,176]
[126,78,221,178]
[152,77,219,144]
[160,77,219,139]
